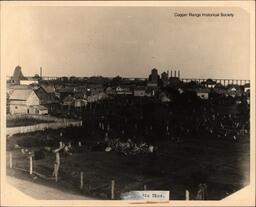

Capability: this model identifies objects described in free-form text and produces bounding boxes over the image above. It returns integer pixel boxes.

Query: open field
[6,128,249,200]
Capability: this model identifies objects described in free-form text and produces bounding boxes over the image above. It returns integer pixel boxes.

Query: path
[6,176,94,200]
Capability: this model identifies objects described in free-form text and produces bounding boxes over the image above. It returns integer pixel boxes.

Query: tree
[111,76,122,86]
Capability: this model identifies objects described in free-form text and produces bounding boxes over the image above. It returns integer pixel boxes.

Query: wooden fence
[6,120,82,136]
[6,114,66,122]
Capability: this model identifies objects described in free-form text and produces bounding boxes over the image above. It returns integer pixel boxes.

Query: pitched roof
[40,84,56,93]
[34,87,59,104]
[33,105,48,110]
[9,89,34,100]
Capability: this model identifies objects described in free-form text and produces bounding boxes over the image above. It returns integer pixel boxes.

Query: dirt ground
[6,175,94,200]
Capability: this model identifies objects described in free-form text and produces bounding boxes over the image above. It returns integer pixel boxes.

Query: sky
[3,6,250,79]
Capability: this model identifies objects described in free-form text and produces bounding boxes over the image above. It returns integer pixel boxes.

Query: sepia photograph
[0,1,255,206]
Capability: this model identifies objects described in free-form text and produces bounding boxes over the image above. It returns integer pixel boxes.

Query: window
[15,106,18,109]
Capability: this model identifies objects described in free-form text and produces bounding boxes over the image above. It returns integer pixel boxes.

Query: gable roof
[40,84,56,93]
[9,89,34,101]
[34,87,59,104]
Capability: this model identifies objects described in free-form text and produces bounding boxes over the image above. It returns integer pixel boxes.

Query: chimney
[40,67,42,78]
[178,70,180,78]
[170,70,173,77]
[174,70,176,77]
[167,70,169,78]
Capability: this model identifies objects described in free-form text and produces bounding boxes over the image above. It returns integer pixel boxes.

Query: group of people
[102,137,155,155]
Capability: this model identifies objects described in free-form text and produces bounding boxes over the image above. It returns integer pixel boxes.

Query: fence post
[54,163,58,182]
[9,152,13,169]
[80,171,84,190]
[111,180,115,200]
[144,185,147,191]
[29,156,33,175]
[186,190,189,200]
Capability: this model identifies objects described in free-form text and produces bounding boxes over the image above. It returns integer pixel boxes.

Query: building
[147,68,159,87]
[105,87,116,95]
[161,71,169,87]
[9,88,48,114]
[34,87,59,112]
[244,83,250,93]
[40,83,56,94]
[227,85,242,97]
[10,66,26,85]
[134,86,146,97]
[116,86,133,95]
[58,87,75,100]
[87,84,104,95]
[10,66,40,86]
[203,79,217,88]
[169,77,182,88]
[196,88,210,100]
[20,77,39,85]
[62,95,75,110]
[74,99,88,110]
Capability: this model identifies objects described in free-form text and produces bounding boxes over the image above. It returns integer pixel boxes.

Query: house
[34,87,59,112]
[227,85,242,97]
[196,88,210,100]
[33,105,49,115]
[213,84,227,95]
[145,88,157,97]
[116,86,133,95]
[134,86,146,97]
[58,87,75,100]
[203,79,216,88]
[9,88,48,114]
[244,83,250,93]
[74,99,88,109]
[87,84,104,95]
[40,84,56,94]
[105,87,116,95]
[63,95,75,107]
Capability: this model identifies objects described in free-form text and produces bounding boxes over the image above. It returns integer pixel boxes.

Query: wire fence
[7,150,205,200]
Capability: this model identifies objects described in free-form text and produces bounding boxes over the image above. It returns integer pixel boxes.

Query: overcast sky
[3,6,250,79]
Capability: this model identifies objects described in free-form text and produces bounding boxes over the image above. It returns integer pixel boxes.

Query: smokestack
[178,70,180,78]
[40,67,42,78]
[174,70,176,77]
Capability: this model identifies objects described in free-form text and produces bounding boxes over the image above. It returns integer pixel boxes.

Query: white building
[9,88,48,114]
